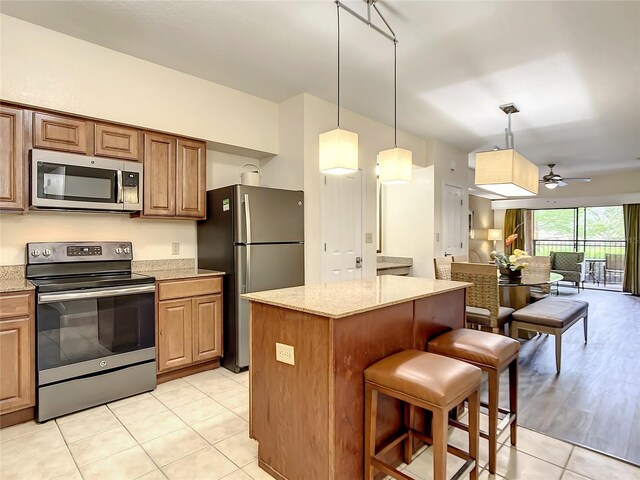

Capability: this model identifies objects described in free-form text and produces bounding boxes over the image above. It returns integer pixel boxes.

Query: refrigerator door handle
[243,193,252,244]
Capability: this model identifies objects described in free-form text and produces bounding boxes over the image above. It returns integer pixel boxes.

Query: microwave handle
[116,170,124,204]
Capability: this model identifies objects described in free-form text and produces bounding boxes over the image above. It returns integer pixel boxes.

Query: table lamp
[487,229,502,250]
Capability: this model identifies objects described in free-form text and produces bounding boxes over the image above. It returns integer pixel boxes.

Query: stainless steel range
[26,241,156,421]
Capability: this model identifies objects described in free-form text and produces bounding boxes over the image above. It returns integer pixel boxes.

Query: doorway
[442,184,464,257]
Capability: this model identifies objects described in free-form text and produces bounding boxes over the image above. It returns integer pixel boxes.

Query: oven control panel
[67,245,103,257]
[27,242,133,263]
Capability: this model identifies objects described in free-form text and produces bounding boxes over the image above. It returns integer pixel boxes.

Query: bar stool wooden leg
[432,408,447,480]
[364,384,378,480]
[488,368,499,474]
[509,360,519,446]
[403,404,415,464]
[468,389,480,480]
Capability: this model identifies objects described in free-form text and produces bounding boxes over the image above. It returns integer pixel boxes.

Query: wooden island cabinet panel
[156,277,223,378]
[0,291,35,424]
[95,123,142,161]
[143,133,176,217]
[0,106,25,211]
[247,279,468,480]
[176,139,206,218]
[33,112,89,154]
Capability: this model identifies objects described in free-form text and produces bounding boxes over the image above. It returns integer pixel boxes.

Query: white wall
[0,211,195,265]
[300,94,428,284]
[206,150,263,190]
[430,139,470,257]
[0,14,278,154]
[383,167,436,278]
[469,194,494,262]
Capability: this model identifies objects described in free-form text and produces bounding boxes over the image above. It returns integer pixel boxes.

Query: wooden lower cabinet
[0,292,35,419]
[156,278,223,374]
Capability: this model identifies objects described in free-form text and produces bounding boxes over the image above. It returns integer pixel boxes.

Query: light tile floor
[0,368,638,480]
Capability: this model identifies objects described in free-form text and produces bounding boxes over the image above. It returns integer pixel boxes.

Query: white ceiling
[2,1,639,178]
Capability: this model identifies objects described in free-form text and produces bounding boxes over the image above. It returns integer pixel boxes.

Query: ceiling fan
[540,164,592,189]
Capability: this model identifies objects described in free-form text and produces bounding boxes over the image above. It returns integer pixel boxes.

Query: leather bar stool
[428,329,519,474]
[364,350,482,480]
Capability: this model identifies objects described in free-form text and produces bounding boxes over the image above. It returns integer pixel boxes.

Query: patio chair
[527,256,553,301]
[550,251,586,292]
[604,254,625,286]
[451,262,514,334]
[433,256,452,280]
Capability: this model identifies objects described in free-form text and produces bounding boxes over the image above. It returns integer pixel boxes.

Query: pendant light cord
[337,3,341,128]
[394,39,397,147]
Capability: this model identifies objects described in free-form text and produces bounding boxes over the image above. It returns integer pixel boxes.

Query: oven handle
[38,284,156,304]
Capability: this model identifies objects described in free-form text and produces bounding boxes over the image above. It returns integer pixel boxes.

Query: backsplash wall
[0,211,196,265]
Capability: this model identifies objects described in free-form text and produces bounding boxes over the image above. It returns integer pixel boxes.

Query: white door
[322,171,363,283]
[442,184,464,256]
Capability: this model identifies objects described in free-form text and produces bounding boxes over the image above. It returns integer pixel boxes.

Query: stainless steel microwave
[31,149,143,212]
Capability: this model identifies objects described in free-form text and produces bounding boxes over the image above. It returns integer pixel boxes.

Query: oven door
[36,284,155,386]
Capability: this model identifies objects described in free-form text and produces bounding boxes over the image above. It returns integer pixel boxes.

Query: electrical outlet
[275,342,295,366]
[365,232,373,244]
[171,242,180,255]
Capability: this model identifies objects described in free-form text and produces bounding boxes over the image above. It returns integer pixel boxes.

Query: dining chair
[527,256,552,300]
[433,257,452,280]
[451,262,514,334]
[604,254,625,286]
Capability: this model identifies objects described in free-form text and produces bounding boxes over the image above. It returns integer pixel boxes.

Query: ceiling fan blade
[563,178,592,182]
[557,181,568,187]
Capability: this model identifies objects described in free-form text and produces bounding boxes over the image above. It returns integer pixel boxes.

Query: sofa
[550,251,586,291]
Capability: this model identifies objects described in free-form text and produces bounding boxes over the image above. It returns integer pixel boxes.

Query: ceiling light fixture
[320,0,411,182]
[475,104,539,197]
[379,38,412,184]
[319,3,358,175]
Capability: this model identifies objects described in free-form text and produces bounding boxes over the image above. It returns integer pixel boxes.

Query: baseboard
[156,358,220,384]
[0,407,35,428]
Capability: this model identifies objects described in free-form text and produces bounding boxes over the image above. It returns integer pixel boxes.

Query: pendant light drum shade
[475,148,539,197]
[319,128,359,175]
[379,147,412,184]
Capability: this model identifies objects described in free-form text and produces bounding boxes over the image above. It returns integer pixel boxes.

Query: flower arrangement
[491,249,531,272]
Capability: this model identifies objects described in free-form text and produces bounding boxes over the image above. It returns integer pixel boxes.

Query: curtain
[504,209,525,254]
[623,204,640,296]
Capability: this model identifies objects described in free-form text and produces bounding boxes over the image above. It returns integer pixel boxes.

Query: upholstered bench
[511,298,588,373]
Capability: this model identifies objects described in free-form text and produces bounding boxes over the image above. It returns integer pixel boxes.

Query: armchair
[550,251,586,292]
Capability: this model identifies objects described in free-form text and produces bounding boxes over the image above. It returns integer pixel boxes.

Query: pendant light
[475,104,539,197]
[378,40,412,184]
[319,4,358,175]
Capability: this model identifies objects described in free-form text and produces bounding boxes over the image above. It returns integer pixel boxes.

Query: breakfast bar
[243,275,471,480]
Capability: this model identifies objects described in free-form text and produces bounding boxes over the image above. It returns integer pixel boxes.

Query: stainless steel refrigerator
[197,185,304,372]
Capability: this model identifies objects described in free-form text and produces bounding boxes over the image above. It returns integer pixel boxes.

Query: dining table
[499,272,564,309]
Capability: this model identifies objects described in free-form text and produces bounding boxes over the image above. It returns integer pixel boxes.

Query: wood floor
[492,288,640,466]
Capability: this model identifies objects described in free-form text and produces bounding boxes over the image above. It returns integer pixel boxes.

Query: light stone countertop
[242,275,471,319]
[140,268,225,281]
[0,278,35,293]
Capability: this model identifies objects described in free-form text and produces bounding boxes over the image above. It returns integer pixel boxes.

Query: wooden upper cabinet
[95,123,142,161]
[143,133,176,216]
[0,106,25,211]
[176,139,206,218]
[192,294,223,362]
[33,112,88,154]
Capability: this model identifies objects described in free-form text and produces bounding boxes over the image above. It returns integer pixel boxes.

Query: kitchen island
[243,275,471,480]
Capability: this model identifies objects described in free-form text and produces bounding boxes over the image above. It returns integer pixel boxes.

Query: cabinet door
[0,106,25,211]
[0,317,34,413]
[158,299,192,372]
[192,294,223,363]
[176,139,206,218]
[33,112,88,154]
[95,123,141,161]
[143,133,176,216]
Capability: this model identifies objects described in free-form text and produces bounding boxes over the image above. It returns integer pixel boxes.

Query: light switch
[276,343,295,366]
[171,242,180,255]
[365,233,373,243]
